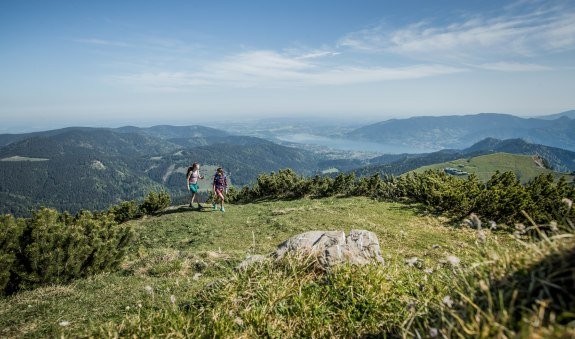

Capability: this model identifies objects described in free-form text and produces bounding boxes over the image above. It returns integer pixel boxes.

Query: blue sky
[1,0,575,131]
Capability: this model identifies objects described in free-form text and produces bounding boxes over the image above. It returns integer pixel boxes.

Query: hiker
[212,167,228,212]
[186,163,204,209]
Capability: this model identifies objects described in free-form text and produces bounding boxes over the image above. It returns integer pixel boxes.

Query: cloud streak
[111,50,464,91]
[338,3,575,61]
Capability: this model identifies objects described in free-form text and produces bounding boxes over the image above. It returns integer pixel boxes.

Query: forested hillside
[0,128,322,216]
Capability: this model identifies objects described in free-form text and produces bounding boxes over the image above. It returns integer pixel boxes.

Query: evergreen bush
[0,208,132,295]
[0,215,23,293]
[109,200,141,223]
[139,191,171,215]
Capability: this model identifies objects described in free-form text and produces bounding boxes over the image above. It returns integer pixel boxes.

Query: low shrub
[139,191,171,215]
[109,200,140,223]
[0,208,132,295]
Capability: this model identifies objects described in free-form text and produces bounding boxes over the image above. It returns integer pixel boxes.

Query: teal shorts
[189,183,199,193]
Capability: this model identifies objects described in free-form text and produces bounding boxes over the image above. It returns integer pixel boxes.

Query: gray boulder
[236,230,385,270]
[276,229,384,268]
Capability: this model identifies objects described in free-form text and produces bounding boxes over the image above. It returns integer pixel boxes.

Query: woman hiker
[212,167,228,212]
[186,162,205,209]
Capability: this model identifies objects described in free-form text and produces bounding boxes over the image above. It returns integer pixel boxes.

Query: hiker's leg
[217,191,225,208]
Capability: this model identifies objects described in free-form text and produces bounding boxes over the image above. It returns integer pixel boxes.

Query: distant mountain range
[346,112,575,151]
[0,125,229,147]
[0,126,322,216]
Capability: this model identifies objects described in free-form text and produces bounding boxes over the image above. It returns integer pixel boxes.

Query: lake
[275,133,439,154]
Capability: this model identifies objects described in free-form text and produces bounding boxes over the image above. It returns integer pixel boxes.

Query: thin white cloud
[111,50,464,91]
[478,62,552,72]
[296,50,341,59]
[74,38,132,47]
[338,3,575,61]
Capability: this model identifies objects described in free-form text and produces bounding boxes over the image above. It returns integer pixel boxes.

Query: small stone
[442,295,454,308]
[193,273,202,281]
[234,317,244,326]
[429,327,439,338]
[446,255,460,266]
[59,321,70,327]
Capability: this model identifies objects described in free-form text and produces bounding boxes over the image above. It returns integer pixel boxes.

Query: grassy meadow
[1,196,573,337]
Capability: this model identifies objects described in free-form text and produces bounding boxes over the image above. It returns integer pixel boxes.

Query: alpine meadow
[2,0,575,338]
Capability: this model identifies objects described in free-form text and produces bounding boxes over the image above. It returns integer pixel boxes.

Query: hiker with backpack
[186,163,205,209]
[212,167,228,212]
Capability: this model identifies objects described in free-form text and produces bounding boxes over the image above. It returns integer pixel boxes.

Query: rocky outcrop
[237,230,384,270]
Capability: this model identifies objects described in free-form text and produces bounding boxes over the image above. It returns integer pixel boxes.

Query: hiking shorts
[189,183,199,193]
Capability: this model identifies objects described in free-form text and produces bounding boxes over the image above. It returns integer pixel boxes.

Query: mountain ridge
[346,112,575,151]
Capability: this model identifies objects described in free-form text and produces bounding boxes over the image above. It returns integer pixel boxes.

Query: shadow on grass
[485,243,575,326]
[157,205,215,216]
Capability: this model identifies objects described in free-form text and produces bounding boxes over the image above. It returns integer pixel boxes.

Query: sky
[1,0,575,132]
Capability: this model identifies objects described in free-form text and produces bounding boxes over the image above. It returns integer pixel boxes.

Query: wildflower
[442,295,454,308]
[193,273,202,281]
[125,306,130,311]
[429,327,439,338]
[170,295,176,305]
[144,285,153,294]
[234,317,244,326]
[479,280,489,292]
[550,221,558,232]
[424,268,434,274]
[138,303,142,308]
[562,198,572,211]
[405,257,419,266]
[59,321,70,327]
[446,255,460,266]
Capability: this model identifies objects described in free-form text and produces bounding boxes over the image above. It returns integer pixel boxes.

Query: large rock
[276,229,384,268]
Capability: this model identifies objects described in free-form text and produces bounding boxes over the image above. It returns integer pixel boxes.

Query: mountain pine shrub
[0,215,23,294]
[109,200,141,223]
[0,208,132,295]
[139,191,171,215]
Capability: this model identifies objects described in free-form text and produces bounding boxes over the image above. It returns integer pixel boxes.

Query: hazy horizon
[1,109,574,134]
[2,0,575,131]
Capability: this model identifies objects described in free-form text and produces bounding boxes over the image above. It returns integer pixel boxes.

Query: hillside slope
[351,138,575,178]
[410,152,573,183]
[0,196,520,337]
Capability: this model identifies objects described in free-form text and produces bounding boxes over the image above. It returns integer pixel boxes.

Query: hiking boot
[212,203,217,211]
[198,203,204,209]
[220,207,225,212]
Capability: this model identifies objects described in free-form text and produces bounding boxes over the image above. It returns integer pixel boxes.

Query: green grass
[1,196,573,337]
[411,152,573,183]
